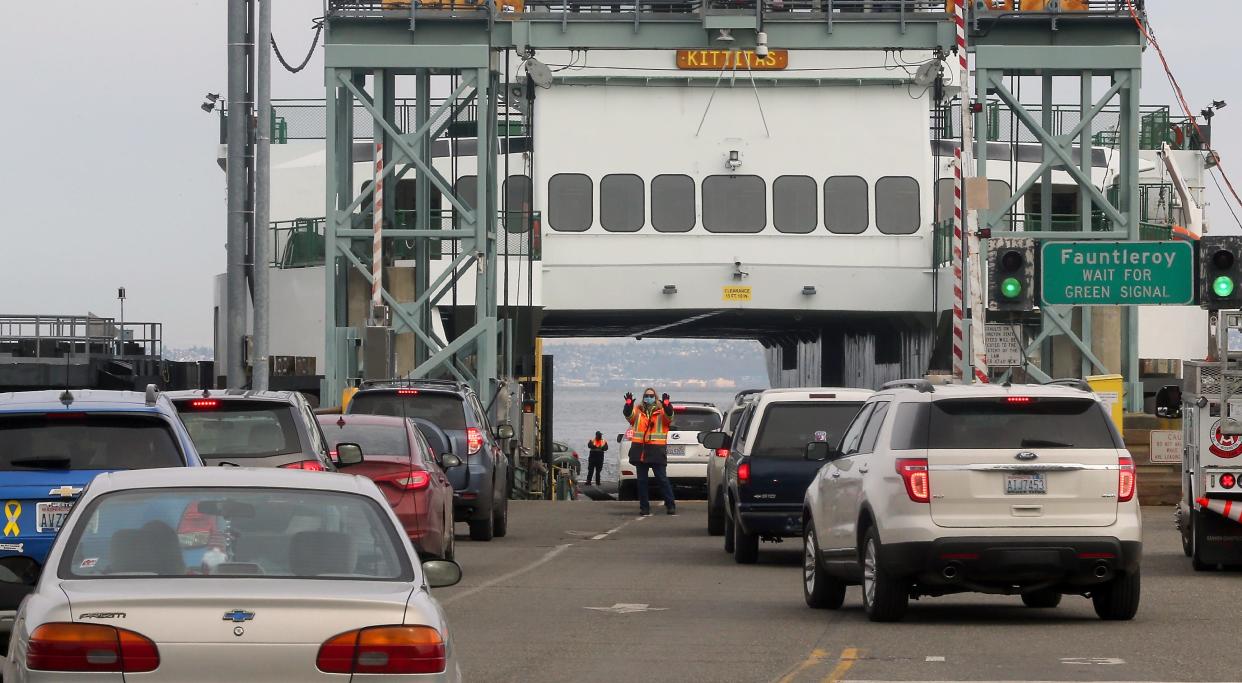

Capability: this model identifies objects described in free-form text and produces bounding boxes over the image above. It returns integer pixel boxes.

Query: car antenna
[60,351,73,405]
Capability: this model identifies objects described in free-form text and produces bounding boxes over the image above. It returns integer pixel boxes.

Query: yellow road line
[776,648,828,683]
[823,647,862,683]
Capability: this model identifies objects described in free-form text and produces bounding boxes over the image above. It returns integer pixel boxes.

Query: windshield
[0,414,182,471]
[60,488,411,580]
[348,393,467,431]
[751,403,864,459]
[671,409,721,432]
[320,422,411,459]
[904,398,1121,450]
[177,402,301,458]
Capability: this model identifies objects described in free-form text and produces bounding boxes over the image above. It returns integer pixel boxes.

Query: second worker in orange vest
[623,388,676,516]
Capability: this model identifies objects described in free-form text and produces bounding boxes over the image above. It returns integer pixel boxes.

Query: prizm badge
[48,486,83,498]
[1015,452,1039,461]
[79,613,126,619]
[223,610,255,623]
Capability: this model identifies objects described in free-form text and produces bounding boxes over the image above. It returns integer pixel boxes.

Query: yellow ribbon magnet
[3,501,20,537]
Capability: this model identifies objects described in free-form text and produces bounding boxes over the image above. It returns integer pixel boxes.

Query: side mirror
[0,556,42,587]
[1155,385,1183,419]
[495,423,515,440]
[422,559,463,588]
[440,452,463,469]
[696,431,708,445]
[805,442,836,462]
[616,433,625,444]
[701,431,729,451]
[335,442,364,467]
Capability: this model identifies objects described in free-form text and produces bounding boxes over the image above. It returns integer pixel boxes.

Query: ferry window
[876,176,920,235]
[454,175,477,225]
[600,174,645,233]
[773,175,817,234]
[824,176,868,234]
[504,175,532,234]
[651,174,695,233]
[548,173,592,232]
[702,175,766,233]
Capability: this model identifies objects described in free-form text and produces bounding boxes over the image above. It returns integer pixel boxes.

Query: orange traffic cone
[1198,497,1242,524]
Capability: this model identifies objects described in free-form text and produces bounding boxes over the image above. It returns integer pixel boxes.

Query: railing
[328,0,1138,17]
[934,102,1189,151]
[270,211,541,269]
[0,315,162,361]
[224,98,526,142]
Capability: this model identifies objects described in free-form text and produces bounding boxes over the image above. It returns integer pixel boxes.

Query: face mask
[643,396,655,405]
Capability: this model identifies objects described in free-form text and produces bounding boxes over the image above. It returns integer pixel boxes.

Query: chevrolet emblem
[48,486,83,498]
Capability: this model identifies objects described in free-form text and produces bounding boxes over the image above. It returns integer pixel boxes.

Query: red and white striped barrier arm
[954,0,989,384]
[372,142,384,311]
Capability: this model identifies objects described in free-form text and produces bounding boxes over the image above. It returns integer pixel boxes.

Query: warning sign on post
[985,324,1024,367]
[1149,430,1183,464]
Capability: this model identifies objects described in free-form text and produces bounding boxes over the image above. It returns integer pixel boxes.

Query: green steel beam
[974,45,1141,72]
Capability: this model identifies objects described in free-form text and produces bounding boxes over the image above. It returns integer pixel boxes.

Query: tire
[493,479,509,538]
[860,527,908,622]
[468,511,495,542]
[618,480,637,501]
[1092,569,1141,621]
[707,498,726,536]
[442,526,456,561]
[803,523,846,609]
[1179,505,1193,558]
[724,511,735,554]
[1021,589,1062,608]
[733,508,759,565]
[1190,511,1213,571]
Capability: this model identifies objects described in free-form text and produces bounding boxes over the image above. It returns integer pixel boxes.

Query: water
[552,387,742,483]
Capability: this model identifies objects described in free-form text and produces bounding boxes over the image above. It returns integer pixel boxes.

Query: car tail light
[896,458,930,503]
[189,399,220,409]
[738,462,750,484]
[1004,396,1034,405]
[1118,456,1136,502]
[280,460,327,471]
[714,448,729,458]
[673,405,686,413]
[466,428,483,455]
[27,623,159,673]
[396,389,419,395]
[45,412,87,420]
[379,469,431,491]
[317,625,445,674]
[177,502,218,547]
[1221,473,1237,490]
[621,469,634,476]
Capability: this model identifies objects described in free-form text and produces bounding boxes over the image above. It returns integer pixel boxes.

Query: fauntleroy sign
[676,50,789,70]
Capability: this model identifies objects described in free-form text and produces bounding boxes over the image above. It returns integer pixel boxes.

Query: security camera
[755,44,769,58]
[755,32,769,58]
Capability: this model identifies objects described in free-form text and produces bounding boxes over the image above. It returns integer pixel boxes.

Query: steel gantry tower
[318,0,1147,406]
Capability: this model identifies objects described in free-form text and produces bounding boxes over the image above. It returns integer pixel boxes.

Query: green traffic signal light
[1000,277,1023,299]
[1213,275,1236,298]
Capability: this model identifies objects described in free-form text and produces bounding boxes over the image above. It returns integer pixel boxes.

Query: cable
[1210,166,1242,231]
[1127,0,1242,217]
[271,17,324,74]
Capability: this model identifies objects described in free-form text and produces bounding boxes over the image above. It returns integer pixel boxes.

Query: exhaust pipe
[1094,562,1110,579]
[942,564,960,581]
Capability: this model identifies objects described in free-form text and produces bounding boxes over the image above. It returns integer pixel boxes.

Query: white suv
[619,402,722,501]
[802,380,1142,622]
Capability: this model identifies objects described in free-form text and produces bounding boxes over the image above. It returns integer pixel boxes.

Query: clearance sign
[676,50,789,71]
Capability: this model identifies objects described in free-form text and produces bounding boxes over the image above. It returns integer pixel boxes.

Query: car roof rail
[880,379,935,393]
[1044,378,1094,393]
[359,378,464,390]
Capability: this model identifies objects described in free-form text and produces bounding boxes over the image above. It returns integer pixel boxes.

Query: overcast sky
[0,1,1236,348]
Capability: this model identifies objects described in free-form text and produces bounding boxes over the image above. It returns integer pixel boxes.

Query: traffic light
[988,238,1036,312]
[1200,236,1242,309]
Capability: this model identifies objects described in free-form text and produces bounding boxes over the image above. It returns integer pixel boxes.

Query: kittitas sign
[1040,241,1195,306]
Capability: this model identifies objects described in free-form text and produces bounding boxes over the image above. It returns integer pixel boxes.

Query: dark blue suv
[0,387,202,632]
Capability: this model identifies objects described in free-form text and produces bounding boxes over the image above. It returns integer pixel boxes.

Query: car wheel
[803,523,846,609]
[707,497,725,536]
[1179,504,1193,558]
[493,487,509,538]
[468,510,495,542]
[1190,511,1213,571]
[443,526,456,561]
[732,508,759,565]
[618,480,637,501]
[860,527,908,622]
[723,510,735,553]
[1021,589,1062,608]
[1092,569,1140,621]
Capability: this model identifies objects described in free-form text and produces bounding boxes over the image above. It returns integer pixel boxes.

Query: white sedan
[3,467,463,682]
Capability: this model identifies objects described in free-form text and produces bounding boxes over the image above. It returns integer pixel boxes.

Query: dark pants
[586,458,603,486]
[636,462,675,512]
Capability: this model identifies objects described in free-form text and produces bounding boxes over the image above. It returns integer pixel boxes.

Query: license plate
[1005,473,1047,495]
[666,445,685,456]
[36,502,74,533]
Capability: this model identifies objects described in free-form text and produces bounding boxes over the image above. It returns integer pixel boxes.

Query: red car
[317,414,459,560]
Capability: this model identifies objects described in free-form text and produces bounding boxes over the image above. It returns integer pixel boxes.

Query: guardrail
[0,315,163,361]
[933,103,1192,152]
[224,98,526,142]
[327,0,1137,17]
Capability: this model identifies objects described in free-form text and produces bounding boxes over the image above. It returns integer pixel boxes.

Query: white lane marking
[584,603,667,614]
[925,656,946,662]
[589,515,645,541]
[440,543,570,606]
[1061,657,1126,666]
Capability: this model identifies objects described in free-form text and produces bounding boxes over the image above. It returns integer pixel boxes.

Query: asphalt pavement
[437,501,1242,683]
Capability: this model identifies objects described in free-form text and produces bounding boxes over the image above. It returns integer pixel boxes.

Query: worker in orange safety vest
[623,387,676,516]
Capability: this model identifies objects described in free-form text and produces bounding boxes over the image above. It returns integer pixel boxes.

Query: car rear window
[890,398,1122,450]
[671,408,722,432]
[60,487,411,580]
[348,392,467,431]
[751,402,865,459]
[0,414,183,471]
[176,402,301,458]
[321,422,412,461]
